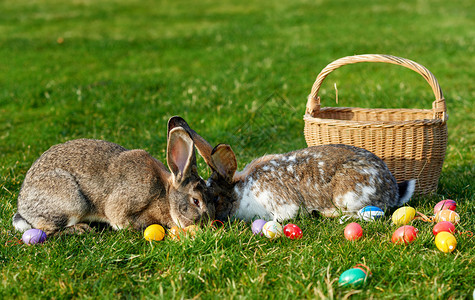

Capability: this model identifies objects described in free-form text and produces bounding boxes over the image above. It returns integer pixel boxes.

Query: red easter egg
[283,224,303,239]
[433,221,456,236]
[392,225,418,244]
[434,199,456,214]
[344,222,363,241]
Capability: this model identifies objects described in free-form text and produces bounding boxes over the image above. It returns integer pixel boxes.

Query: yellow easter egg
[392,207,416,226]
[144,224,166,241]
[435,232,457,253]
[434,210,460,224]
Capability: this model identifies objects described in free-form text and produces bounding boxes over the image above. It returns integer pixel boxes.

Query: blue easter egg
[22,229,47,245]
[338,268,368,287]
[358,206,384,221]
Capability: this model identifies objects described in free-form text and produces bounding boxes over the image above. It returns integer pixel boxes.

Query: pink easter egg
[344,222,363,241]
[433,199,456,214]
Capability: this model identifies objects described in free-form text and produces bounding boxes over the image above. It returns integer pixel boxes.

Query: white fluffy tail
[12,213,32,232]
[397,179,416,205]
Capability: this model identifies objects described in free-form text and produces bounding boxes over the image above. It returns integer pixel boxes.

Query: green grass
[1,0,474,298]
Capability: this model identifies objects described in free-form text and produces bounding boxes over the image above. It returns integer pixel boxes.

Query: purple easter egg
[251,219,267,235]
[22,229,47,245]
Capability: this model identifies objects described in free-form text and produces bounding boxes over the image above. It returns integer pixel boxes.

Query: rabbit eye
[192,198,200,207]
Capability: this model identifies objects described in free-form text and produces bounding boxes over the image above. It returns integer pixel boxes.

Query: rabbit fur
[12,118,215,235]
[168,116,415,222]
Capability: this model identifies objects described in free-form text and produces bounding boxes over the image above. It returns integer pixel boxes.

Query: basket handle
[306,54,447,121]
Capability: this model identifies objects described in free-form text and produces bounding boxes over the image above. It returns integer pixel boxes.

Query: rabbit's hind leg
[318,207,344,218]
[17,169,92,235]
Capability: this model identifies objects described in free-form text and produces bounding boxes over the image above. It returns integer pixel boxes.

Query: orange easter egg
[434,210,460,224]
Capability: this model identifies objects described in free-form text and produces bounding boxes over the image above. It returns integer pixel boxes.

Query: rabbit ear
[168,116,216,170]
[210,144,237,183]
[167,127,198,185]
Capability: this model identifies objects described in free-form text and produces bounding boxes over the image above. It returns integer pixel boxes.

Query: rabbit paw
[62,223,94,235]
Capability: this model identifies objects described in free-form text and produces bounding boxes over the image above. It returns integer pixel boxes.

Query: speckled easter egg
[433,199,456,214]
[283,224,303,239]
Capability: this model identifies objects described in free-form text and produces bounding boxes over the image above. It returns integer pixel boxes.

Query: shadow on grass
[437,163,474,202]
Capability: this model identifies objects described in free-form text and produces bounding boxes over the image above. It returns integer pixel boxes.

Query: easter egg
[432,221,456,236]
[433,199,456,214]
[391,225,418,244]
[344,222,363,241]
[184,225,199,238]
[251,219,267,235]
[358,206,384,221]
[262,221,283,239]
[392,207,416,226]
[22,229,47,245]
[283,224,303,239]
[434,210,460,224]
[338,268,368,287]
[168,226,185,240]
[144,224,166,241]
[435,231,457,253]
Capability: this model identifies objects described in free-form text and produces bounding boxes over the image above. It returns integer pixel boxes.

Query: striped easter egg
[434,210,460,224]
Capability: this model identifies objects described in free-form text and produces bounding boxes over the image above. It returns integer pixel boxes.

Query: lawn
[0,0,474,298]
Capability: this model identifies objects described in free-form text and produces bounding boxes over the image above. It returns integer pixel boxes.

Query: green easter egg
[338,268,367,288]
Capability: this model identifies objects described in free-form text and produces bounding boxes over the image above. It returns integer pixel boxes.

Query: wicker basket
[304,54,448,196]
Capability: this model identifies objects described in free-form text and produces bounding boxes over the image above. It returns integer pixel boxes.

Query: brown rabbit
[168,117,415,222]
[12,117,215,235]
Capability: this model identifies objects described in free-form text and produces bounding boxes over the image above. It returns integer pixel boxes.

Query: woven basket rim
[303,113,446,128]
[305,106,440,115]
[309,106,436,113]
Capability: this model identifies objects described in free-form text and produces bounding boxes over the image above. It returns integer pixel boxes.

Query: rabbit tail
[12,213,32,232]
[397,179,416,205]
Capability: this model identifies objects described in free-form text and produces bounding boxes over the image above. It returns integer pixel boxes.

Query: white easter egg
[262,221,283,239]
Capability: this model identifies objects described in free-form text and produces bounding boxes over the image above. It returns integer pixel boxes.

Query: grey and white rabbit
[168,117,415,222]
[12,117,215,235]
